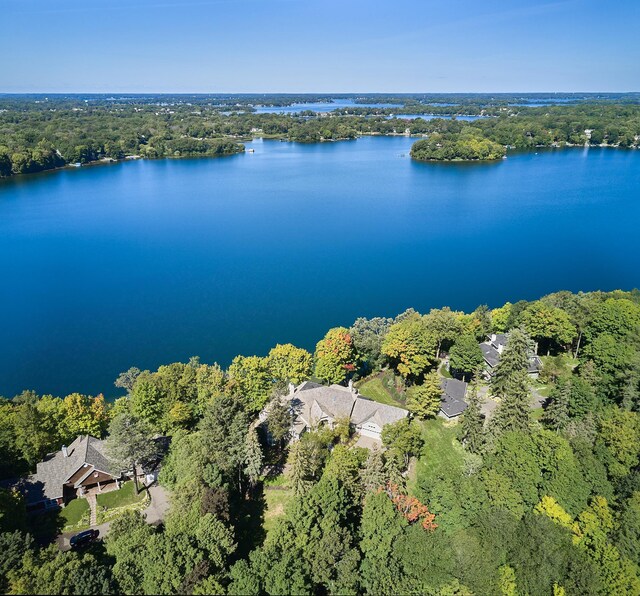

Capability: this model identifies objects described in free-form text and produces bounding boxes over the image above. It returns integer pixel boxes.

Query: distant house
[14,435,121,511]
[439,378,469,419]
[480,333,542,378]
[287,381,409,441]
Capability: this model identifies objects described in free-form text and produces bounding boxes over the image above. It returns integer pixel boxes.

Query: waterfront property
[480,333,542,378]
[287,380,409,441]
[13,435,122,510]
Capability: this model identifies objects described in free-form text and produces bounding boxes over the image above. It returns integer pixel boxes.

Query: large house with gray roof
[286,381,409,441]
[15,435,121,510]
[480,333,542,378]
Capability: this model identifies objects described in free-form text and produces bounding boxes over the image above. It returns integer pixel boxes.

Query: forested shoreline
[1,95,639,177]
[1,288,640,594]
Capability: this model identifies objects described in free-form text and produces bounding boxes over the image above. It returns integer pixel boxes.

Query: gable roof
[18,435,115,504]
[351,396,408,427]
[480,342,501,368]
[290,382,408,432]
[440,378,468,418]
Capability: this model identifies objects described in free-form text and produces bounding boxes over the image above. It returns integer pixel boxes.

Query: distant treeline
[1,96,639,177]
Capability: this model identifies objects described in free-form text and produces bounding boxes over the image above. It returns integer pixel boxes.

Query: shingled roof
[19,435,115,504]
[440,378,469,418]
[289,381,408,434]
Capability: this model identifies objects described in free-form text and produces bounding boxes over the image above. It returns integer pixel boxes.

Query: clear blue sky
[2,0,638,93]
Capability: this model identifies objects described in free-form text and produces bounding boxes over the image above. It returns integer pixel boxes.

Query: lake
[1,138,639,397]
[253,99,398,113]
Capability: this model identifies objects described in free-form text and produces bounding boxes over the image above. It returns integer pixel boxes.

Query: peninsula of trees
[0,94,639,177]
[1,287,640,594]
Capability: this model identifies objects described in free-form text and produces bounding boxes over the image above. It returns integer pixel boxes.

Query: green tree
[350,316,393,371]
[359,491,408,594]
[314,327,358,384]
[266,398,292,447]
[382,314,437,380]
[228,355,273,413]
[492,302,512,333]
[105,414,158,493]
[194,362,226,415]
[267,343,313,385]
[544,376,571,430]
[381,418,424,467]
[490,329,532,437]
[461,379,484,453]
[199,394,251,488]
[424,307,463,359]
[244,429,263,488]
[130,375,166,430]
[114,366,142,393]
[406,372,442,419]
[449,334,484,380]
[520,301,576,354]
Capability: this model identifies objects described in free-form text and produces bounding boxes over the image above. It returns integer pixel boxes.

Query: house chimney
[348,379,357,396]
[62,445,68,458]
[288,382,296,396]
[491,334,497,342]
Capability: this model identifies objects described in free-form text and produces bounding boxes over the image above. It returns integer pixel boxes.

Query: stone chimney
[348,379,358,396]
[62,445,68,458]
[288,382,296,396]
[497,343,504,355]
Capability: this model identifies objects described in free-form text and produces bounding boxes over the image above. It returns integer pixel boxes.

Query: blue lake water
[391,114,485,121]
[1,138,639,397]
[254,99,398,113]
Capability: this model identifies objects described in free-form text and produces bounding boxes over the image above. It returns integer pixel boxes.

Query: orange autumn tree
[381,482,437,531]
[314,326,358,384]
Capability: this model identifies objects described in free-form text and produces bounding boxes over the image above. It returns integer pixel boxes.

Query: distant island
[0,93,638,178]
[410,130,506,162]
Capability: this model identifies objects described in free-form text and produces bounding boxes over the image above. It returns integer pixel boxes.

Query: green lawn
[263,487,294,535]
[439,362,452,379]
[357,371,405,406]
[60,498,90,531]
[409,418,465,496]
[96,481,146,509]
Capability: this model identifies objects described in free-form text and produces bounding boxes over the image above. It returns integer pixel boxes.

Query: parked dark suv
[69,529,99,549]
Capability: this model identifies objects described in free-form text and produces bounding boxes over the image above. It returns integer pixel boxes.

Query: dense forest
[0,95,639,177]
[1,288,640,594]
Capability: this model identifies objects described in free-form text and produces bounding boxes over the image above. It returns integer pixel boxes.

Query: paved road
[57,484,170,551]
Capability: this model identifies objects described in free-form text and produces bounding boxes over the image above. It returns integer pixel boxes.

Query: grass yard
[95,481,148,524]
[96,481,145,509]
[60,498,90,532]
[409,418,465,496]
[263,486,294,535]
[357,371,405,406]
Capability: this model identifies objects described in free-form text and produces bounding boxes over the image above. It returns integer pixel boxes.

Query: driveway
[57,484,170,551]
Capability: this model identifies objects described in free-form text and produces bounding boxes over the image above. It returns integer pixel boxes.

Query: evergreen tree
[266,398,292,447]
[544,377,571,430]
[360,447,387,492]
[105,414,159,493]
[244,429,263,488]
[492,328,530,398]
[461,378,485,453]
[288,440,315,496]
[490,329,532,437]
[406,372,442,419]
